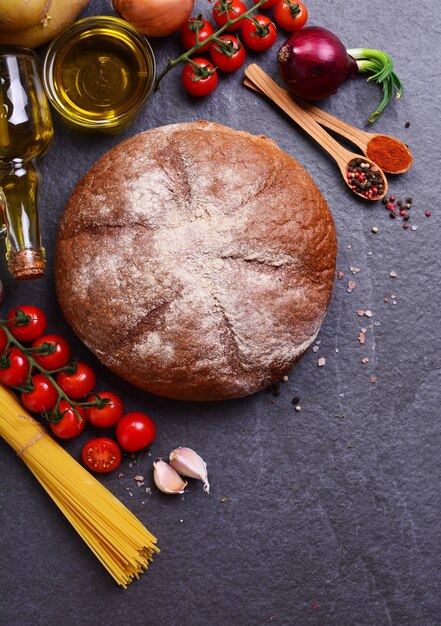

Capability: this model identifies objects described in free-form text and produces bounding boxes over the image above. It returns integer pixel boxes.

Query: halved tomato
[82,437,122,473]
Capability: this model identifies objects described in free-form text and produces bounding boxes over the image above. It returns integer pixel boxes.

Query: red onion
[278,26,358,100]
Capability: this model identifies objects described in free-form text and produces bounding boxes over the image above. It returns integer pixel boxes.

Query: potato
[0,0,90,48]
[0,0,49,31]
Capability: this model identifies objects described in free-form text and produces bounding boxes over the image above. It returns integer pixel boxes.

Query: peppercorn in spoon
[244,64,388,201]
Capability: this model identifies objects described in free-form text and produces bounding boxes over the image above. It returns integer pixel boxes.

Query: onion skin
[113,0,194,37]
[278,26,358,100]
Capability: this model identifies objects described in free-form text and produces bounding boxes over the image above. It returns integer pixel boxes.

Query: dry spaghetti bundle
[0,384,158,587]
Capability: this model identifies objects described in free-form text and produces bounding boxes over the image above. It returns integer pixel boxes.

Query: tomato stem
[0,321,84,424]
[77,396,110,410]
[285,1,300,18]
[211,36,242,57]
[155,0,268,88]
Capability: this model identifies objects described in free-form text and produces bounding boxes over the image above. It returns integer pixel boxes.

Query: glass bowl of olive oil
[43,16,156,131]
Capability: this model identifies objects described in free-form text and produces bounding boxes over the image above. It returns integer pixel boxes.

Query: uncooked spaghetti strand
[0,385,158,586]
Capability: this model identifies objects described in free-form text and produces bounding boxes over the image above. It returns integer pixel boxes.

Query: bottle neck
[0,159,46,279]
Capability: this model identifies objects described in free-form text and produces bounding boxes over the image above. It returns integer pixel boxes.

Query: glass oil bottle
[0,46,53,279]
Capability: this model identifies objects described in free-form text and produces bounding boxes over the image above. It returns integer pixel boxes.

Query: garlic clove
[169,447,210,493]
[153,460,187,495]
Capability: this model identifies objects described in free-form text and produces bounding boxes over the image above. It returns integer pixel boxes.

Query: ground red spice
[366,136,412,173]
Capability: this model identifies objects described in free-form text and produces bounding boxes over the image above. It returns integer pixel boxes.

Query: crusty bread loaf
[55,121,337,401]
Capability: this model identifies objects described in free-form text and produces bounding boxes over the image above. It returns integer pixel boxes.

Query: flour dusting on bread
[55,122,337,401]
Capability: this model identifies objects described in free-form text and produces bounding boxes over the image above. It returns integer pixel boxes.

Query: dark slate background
[1,1,440,624]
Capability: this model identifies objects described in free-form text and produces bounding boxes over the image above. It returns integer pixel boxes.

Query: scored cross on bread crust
[55,121,337,401]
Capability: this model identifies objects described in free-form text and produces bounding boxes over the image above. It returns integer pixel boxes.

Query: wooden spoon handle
[243,76,371,152]
[244,65,352,167]
[295,99,372,149]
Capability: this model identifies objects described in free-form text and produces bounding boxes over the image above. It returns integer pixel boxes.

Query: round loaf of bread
[55,121,337,401]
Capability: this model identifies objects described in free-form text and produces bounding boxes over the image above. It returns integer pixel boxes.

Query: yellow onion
[113,0,194,37]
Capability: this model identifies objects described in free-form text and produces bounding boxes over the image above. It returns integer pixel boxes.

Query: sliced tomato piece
[82,438,122,473]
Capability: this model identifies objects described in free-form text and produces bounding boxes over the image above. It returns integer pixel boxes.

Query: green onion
[348,48,403,122]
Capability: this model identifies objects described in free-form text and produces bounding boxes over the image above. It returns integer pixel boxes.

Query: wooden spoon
[244,65,388,201]
[244,77,412,175]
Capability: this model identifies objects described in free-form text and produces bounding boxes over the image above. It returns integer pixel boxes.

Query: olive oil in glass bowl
[43,16,156,130]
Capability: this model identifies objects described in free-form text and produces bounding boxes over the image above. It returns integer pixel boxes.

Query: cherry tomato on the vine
[32,334,71,370]
[0,328,7,355]
[0,347,30,386]
[49,400,86,439]
[241,15,277,51]
[210,35,246,72]
[7,305,47,343]
[274,0,308,31]
[57,362,96,399]
[182,58,218,96]
[116,412,156,452]
[253,0,278,9]
[85,391,124,428]
[21,374,58,413]
[212,0,247,31]
[82,438,122,474]
[181,14,215,53]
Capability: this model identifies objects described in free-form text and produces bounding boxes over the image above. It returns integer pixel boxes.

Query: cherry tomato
[253,0,278,9]
[212,0,247,31]
[7,305,47,343]
[49,400,86,439]
[32,334,71,370]
[182,58,218,97]
[0,347,30,386]
[241,15,277,51]
[82,438,122,474]
[116,412,156,452]
[210,35,246,73]
[85,392,124,428]
[57,362,96,399]
[0,328,8,355]
[181,14,215,53]
[21,374,58,413]
[274,0,308,31]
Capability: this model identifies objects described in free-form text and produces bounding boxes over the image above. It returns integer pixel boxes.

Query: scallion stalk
[348,48,403,122]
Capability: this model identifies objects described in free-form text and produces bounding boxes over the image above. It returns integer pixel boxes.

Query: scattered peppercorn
[291,396,300,405]
[267,382,281,396]
[405,121,410,128]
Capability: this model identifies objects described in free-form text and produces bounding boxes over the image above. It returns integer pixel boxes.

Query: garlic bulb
[153,460,187,495]
[169,447,210,493]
